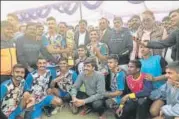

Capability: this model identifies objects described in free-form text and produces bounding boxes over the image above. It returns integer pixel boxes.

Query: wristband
[119,104,124,108]
[129,93,136,99]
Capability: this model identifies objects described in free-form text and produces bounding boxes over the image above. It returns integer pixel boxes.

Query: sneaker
[79,106,92,116]
[69,103,79,114]
[51,107,60,115]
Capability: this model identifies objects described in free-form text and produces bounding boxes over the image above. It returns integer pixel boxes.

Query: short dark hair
[7,13,19,21]
[131,15,140,21]
[37,56,46,62]
[12,64,25,72]
[162,16,170,22]
[99,17,108,22]
[59,22,67,27]
[169,8,179,16]
[59,57,68,63]
[113,16,123,24]
[79,19,87,26]
[166,61,179,73]
[108,55,119,63]
[129,60,142,69]
[78,45,87,50]
[26,22,37,29]
[1,21,13,28]
[89,29,99,36]
[142,10,155,19]
[46,16,56,22]
[84,57,96,67]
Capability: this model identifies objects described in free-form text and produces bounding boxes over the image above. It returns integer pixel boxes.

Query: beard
[15,76,23,81]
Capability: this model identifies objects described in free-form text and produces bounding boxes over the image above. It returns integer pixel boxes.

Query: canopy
[1,1,179,26]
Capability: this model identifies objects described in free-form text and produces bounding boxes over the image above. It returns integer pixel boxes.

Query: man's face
[130,17,141,30]
[2,26,14,38]
[78,48,86,58]
[47,20,56,31]
[36,26,44,36]
[170,12,179,27]
[12,68,25,81]
[37,59,47,71]
[107,59,118,70]
[26,25,36,37]
[79,22,86,32]
[113,19,122,30]
[7,16,18,27]
[59,23,67,34]
[162,20,171,31]
[128,62,139,75]
[59,60,68,71]
[84,63,94,75]
[90,31,99,43]
[140,45,150,57]
[165,68,179,83]
[99,19,108,31]
[142,14,155,29]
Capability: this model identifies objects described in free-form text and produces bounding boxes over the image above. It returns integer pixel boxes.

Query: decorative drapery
[14,1,103,22]
[128,1,144,4]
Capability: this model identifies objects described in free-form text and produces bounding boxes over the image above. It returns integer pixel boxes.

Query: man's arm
[95,43,108,61]
[147,29,177,49]
[84,74,105,104]
[70,75,83,97]
[150,83,167,100]
[161,103,179,117]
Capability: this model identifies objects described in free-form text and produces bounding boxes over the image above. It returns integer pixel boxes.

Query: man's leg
[150,99,165,118]
[91,99,106,117]
[136,98,152,119]
[117,99,137,119]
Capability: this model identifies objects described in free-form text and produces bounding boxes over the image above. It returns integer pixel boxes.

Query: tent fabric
[1,1,179,26]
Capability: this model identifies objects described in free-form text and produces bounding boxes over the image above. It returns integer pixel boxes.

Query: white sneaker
[51,107,60,115]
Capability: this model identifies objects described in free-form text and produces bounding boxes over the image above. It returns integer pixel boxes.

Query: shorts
[31,95,54,119]
[8,105,23,119]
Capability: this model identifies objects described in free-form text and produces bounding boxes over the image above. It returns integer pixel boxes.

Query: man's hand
[116,107,123,117]
[26,97,35,108]
[132,37,148,47]
[73,99,85,107]
[145,74,155,81]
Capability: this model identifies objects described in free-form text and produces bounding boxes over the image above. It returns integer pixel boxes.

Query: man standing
[70,58,106,119]
[16,22,56,74]
[134,9,179,61]
[1,21,17,83]
[0,64,35,119]
[74,19,90,48]
[109,16,133,70]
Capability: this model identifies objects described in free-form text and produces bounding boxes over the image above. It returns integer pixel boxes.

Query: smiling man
[70,57,106,119]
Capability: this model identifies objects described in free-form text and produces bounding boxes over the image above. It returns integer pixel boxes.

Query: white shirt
[78,31,86,46]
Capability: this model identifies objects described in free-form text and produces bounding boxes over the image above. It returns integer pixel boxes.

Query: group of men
[1,7,179,119]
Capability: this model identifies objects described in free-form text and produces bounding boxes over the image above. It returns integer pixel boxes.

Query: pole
[79,1,83,20]
[143,1,148,10]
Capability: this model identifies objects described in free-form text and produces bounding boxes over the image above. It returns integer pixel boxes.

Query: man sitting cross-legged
[0,64,35,119]
[70,57,106,119]
[48,57,78,114]
[25,57,63,119]
[150,62,179,119]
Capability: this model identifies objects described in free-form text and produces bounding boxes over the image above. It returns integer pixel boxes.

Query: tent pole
[143,2,148,10]
[79,1,83,20]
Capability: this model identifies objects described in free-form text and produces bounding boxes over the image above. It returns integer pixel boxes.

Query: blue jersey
[25,69,53,104]
[110,70,126,104]
[0,79,29,116]
[140,55,166,89]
